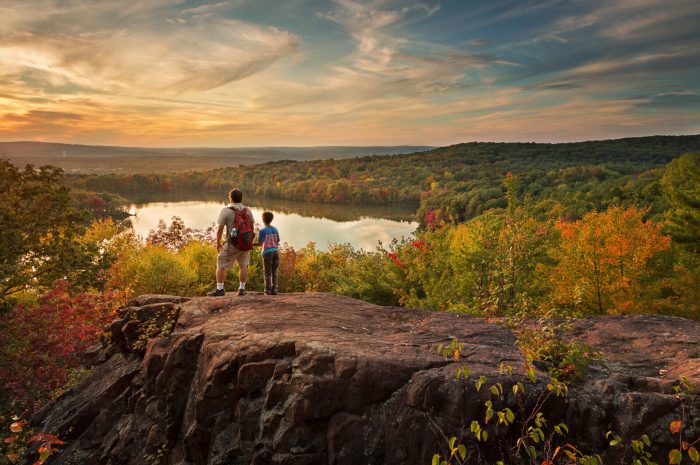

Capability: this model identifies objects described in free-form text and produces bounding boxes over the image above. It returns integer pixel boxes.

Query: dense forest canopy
[66,135,700,224]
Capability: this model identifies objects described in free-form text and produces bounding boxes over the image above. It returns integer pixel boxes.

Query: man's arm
[247,207,255,225]
[248,208,262,246]
[216,224,224,252]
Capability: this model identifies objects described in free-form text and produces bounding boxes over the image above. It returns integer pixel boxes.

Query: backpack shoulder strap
[228,206,246,219]
[228,206,249,214]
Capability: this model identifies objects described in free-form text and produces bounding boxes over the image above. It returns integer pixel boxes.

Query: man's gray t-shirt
[217,203,254,241]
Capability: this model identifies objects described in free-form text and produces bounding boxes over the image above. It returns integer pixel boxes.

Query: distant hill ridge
[0,141,437,173]
[0,141,435,159]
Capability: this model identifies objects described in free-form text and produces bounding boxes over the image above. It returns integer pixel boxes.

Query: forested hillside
[66,135,700,223]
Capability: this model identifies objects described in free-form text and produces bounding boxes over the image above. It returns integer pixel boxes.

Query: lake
[128,194,418,251]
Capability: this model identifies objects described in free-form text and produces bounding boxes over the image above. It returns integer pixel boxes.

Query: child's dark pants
[263,251,279,292]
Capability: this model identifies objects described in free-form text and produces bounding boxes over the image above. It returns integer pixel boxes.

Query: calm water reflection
[128,195,418,251]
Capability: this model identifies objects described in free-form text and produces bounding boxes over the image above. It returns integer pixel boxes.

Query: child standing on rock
[256,211,281,295]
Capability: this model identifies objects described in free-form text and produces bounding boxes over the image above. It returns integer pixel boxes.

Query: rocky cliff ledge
[34,293,699,465]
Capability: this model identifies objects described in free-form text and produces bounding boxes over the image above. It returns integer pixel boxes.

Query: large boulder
[33,293,700,465]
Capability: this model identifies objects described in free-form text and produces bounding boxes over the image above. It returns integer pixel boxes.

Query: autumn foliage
[550,206,671,314]
[0,417,65,465]
[2,153,700,419]
[0,281,124,413]
[384,194,696,318]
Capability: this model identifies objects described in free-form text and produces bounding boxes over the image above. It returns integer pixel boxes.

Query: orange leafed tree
[549,206,671,314]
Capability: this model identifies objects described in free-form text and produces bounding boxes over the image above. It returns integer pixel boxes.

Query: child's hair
[262,211,274,224]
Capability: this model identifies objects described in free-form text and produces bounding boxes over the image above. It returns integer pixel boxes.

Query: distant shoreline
[1,142,436,174]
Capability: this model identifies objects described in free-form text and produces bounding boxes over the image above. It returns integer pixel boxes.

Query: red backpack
[228,207,255,251]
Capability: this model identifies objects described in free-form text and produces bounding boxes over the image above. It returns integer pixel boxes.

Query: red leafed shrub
[410,239,427,252]
[387,252,404,268]
[424,209,437,228]
[0,281,125,413]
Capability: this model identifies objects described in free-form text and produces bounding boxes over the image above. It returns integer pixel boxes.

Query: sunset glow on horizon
[1,0,699,147]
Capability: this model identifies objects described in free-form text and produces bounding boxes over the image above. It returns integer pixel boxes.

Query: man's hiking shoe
[264,290,271,295]
[207,288,225,297]
[237,289,245,296]
[270,289,278,295]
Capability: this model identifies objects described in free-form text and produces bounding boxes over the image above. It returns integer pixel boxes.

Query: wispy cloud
[315,0,517,105]
[0,1,300,95]
[320,0,436,74]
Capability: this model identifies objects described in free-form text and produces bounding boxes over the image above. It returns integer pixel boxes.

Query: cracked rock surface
[34,293,699,465]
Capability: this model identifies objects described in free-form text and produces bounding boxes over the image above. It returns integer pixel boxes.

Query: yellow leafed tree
[549,206,671,314]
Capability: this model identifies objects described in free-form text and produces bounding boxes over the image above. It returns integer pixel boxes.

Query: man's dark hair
[229,188,243,203]
[262,211,274,224]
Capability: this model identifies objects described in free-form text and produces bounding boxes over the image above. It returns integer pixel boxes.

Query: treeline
[65,135,700,224]
[70,189,130,220]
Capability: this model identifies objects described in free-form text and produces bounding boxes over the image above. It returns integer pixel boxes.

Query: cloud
[176,1,236,20]
[0,1,300,95]
[0,108,89,140]
[596,0,700,47]
[316,0,517,106]
[449,95,700,143]
[635,91,700,110]
[320,0,477,79]
[538,83,580,91]
[494,0,700,100]
[0,0,698,146]
[3,109,83,124]
[26,110,83,121]
[320,0,407,73]
[466,39,491,47]
[558,47,700,84]
[161,23,300,93]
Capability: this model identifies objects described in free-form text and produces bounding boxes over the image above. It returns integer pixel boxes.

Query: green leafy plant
[131,306,179,353]
[434,338,585,465]
[144,442,169,465]
[514,318,597,382]
[431,338,698,465]
[667,377,700,465]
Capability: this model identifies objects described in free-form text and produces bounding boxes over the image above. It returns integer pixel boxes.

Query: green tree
[661,153,700,252]
[449,175,552,315]
[391,175,553,315]
[0,161,92,308]
[109,245,193,296]
[338,252,400,305]
[391,228,458,311]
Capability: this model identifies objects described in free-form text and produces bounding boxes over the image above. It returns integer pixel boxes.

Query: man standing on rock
[208,188,255,296]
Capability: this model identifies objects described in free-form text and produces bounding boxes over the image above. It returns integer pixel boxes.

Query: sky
[0,0,699,147]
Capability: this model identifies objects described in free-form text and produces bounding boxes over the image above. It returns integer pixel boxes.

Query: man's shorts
[217,241,251,270]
